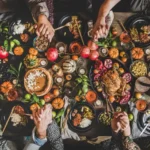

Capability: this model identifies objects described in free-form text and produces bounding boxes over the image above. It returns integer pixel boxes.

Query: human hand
[111,112,121,133]
[92,16,108,41]
[35,14,55,42]
[31,104,53,139]
[92,11,114,41]
[119,112,131,136]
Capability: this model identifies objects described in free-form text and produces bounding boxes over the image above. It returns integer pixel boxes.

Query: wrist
[38,14,48,22]
[36,129,46,139]
[123,127,131,137]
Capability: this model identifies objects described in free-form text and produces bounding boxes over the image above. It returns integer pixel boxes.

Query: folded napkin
[60,96,80,141]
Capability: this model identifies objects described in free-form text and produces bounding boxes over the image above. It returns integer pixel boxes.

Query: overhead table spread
[0,12,150,142]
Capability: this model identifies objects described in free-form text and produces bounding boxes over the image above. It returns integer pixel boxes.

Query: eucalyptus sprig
[7,62,23,86]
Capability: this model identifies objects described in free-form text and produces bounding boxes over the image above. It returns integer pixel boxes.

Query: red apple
[87,40,98,50]
[80,46,90,58]
[89,50,99,61]
[46,48,58,62]
[0,46,9,59]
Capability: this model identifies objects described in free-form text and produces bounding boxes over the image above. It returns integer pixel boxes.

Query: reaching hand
[111,112,121,133]
[92,16,108,40]
[92,11,114,41]
[35,14,55,42]
[111,112,131,136]
[31,104,53,139]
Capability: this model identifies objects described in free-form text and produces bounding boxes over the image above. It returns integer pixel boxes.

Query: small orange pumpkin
[0,81,13,94]
[52,98,64,109]
[131,47,144,59]
[29,48,38,56]
[14,46,24,56]
[108,48,119,58]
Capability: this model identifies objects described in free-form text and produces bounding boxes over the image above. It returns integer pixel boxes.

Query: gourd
[62,59,76,73]
[52,98,64,109]
[131,47,144,59]
[108,48,119,58]
[24,54,38,68]
[0,81,13,94]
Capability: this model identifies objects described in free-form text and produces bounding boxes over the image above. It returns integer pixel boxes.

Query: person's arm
[92,0,120,40]
[47,121,64,150]
[25,0,49,22]
[25,0,54,42]
[122,127,141,150]
[97,0,120,20]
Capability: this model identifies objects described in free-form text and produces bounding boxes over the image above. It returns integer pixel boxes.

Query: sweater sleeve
[46,120,64,150]
[25,0,49,21]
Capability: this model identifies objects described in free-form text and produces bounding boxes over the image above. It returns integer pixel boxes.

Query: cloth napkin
[60,96,80,141]
[129,102,149,139]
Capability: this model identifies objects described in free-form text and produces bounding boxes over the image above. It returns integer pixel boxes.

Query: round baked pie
[24,68,53,96]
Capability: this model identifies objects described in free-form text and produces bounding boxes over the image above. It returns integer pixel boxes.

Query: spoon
[140,119,150,137]
[55,22,71,31]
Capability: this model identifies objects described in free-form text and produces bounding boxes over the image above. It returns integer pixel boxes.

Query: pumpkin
[0,81,13,94]
[108,48,119,58]
[52,98,64,109]
[131,47,144,59]
[14,46,24,56]
[30,103,40,112]
[24,54,38,68]
[29,48,38,56]
[62,59,76,73]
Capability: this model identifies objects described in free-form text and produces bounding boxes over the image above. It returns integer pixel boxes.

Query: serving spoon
[139,119,150,137]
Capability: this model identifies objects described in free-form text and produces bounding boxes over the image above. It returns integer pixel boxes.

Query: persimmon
[108,96,115,103]
[53,88,60,97]
[14,46,24,56]
[29,48,38,56]
[72,55,79,61]
[136,100,147,111]
[85,90,97,103]
[30,103,40,112]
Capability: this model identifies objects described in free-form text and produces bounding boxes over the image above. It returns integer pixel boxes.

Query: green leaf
[10,64,18,74]
[7,69,17,76]
[0,94,4,100]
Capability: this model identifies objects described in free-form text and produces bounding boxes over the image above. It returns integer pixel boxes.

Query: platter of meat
[125,15,150,47]
[68,102,95,132]
[89,58,134,105]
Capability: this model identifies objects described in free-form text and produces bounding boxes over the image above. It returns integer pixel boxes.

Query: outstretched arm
[25,0,54,42]
[92,0,120,40]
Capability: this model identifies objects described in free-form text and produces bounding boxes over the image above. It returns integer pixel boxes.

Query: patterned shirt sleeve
[122,135,141,150]
[47,120,64,150]
[25,0,49,21]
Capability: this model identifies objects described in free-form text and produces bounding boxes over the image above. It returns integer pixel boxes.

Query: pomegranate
[80,46,90,58]
[46,48,58,62]
[87,40,98,50]
[123,73,132,83]
[89,50,99,61]
[0,46,9,59]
